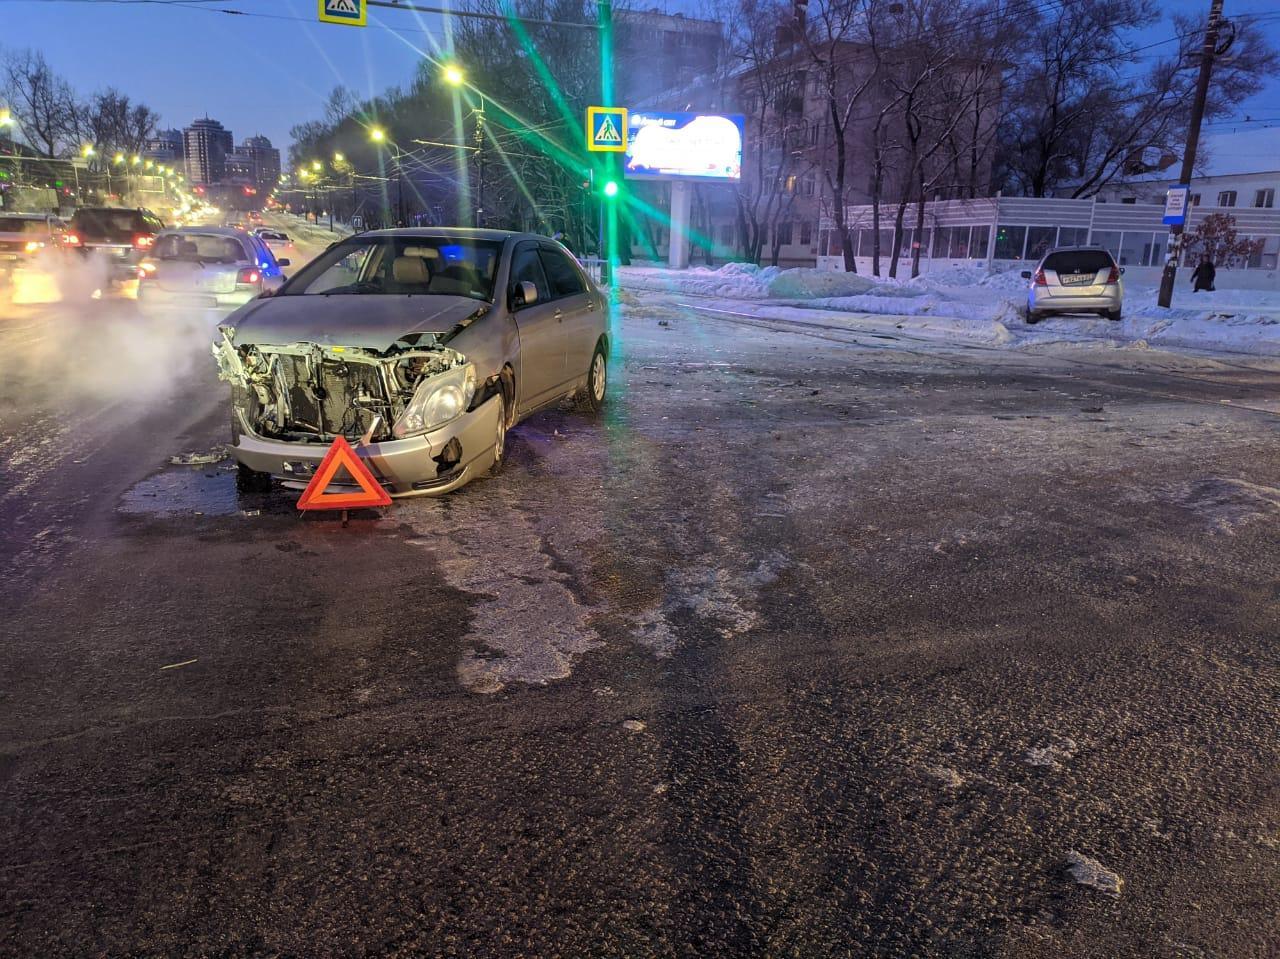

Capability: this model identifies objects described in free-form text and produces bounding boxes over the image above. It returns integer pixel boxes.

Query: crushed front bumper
[230,393,503,497]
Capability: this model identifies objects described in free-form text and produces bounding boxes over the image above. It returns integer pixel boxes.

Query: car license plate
[1060,273,1093,286]
[0,254,18,261]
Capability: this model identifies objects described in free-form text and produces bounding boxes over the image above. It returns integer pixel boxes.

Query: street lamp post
[443,65,486,228]
[370,127,405,227]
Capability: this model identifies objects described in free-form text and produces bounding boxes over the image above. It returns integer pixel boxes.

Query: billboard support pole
[669,180,691,269]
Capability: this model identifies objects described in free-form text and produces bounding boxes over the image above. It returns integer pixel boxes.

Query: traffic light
[603,179,619,198]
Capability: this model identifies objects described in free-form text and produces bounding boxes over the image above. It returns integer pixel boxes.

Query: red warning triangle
[296,436,393,511]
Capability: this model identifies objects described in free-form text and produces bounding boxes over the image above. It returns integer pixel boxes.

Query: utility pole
[474,97,486,228]
[1158,0,1224,308]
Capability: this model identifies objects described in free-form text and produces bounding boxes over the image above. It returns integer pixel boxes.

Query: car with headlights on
[66,206,166,285]
[0,213,68,283]
[213,228,609,497]
[138,227,289,309]
[1022,246,1124,324]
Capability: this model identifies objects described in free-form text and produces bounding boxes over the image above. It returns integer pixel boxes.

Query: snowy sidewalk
[619,262,1280,358]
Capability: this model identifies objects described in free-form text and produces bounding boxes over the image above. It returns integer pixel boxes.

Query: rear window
[1043,250,1113,274]
[153,233,248,264]
[0,218,47,234]
[71,208,143,238]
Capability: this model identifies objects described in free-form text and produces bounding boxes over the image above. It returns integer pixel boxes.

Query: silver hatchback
[1022,247,1124,323]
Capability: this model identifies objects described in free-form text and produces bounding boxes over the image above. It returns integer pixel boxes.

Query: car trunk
[156,260,240,294]
[1043,251,1112,297]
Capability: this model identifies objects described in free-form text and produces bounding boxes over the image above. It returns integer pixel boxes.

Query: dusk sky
[4,0,1279,166]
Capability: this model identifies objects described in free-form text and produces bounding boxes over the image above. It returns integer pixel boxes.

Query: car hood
[228,294,487,350]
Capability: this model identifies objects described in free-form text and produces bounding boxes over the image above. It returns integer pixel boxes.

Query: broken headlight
[392,362,476,438]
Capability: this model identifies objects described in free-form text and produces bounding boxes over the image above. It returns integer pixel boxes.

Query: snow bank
[620,261,1280,356]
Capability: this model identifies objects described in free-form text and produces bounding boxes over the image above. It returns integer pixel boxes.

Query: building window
[800,221,812,246]
[1217,190,1237,207]
[970,226,990,258]
[801,175,815,197]
[1121,197,1137,204]
[1254,188,1274,209]
[1026,226,1056,260]
[808,124,820,147]
[993,225,1026,260]
[720,224,734,246]
[1058,227,1088,246]
[1189,193,1201,206]
[776,221,793,246]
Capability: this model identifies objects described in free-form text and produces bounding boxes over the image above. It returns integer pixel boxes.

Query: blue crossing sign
[319,0,366,27]
[587,106,628,153]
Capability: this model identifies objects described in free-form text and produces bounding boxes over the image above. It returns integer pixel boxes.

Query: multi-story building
[144,129,184,164]
[183,117,233,186]
[625,30,1005,267]
[239,135,281,190]
[615,9,724,106]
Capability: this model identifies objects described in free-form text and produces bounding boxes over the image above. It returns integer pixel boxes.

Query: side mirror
[277,258,291,267]
[1020,270,1032,279]
[512,280,538,309]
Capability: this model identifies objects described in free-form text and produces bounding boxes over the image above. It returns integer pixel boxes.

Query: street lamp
[442,63,486,226]
[131,155,141,166]
[443,64,465,87]
[81,145,95,158]
[369,127,386,143]
[333,152,345,163]
[369,127,404,226]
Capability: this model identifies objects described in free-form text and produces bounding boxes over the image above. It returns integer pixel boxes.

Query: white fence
[817,195,1280,290]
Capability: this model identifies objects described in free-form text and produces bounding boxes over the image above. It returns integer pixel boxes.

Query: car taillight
[1105,266,1120,284]
[63,232,81,247]
[236,267,261,285]
[133,233,155,250]
[24,240,45,254]
[1033,269,1047,286]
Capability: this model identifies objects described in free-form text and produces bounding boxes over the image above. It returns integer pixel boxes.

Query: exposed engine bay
[214,327,470,444]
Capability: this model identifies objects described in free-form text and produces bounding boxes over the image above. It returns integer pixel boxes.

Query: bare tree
[82,88,159,155]
[1185,212,1264,269]
[1,48,78,157]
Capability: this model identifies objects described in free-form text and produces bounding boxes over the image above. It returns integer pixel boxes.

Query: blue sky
[3,0,1278,165]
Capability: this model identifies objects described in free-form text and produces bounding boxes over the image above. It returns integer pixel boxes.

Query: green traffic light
[603,180,619,198]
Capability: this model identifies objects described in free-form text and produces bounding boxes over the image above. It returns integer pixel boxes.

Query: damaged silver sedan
[213,229,609,496]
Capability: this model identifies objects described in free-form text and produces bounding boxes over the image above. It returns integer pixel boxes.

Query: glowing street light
[443,64,465,87]
[0,109,12,128]
[312,160,322,172]
[113,152,124,164]
[81,144,95,158]
[369,126,386,143]
[131,155,141,165]
[333,152,345,163]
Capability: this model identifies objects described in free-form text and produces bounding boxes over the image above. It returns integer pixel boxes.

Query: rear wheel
[1025,309,1042,325]
[578,340,608,414]
[1106,308,1122,322]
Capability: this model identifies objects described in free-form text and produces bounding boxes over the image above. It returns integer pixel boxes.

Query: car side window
[510,243,550,306]
[537,247,585,299]
[254,238,278,269]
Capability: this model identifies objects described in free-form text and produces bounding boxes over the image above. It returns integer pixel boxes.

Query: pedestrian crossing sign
[587,106,628,153]
[319,0,366,27]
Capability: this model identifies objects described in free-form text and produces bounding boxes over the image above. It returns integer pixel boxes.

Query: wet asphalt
[1,265,1278,957]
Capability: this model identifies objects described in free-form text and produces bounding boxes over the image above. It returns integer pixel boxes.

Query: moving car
[1022,246,1124,323]
[253,228,295,258]
[0,213,67,284]
[214,228,608,497]
[66,207,166,284]
[138,227,290,309]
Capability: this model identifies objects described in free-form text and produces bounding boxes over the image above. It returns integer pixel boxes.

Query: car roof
[352,227,549,243]
[1042,246,1113,255]
[158,226,252,238]
[0,213,52,220]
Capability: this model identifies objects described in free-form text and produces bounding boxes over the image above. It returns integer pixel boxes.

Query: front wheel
[579,341,608,414]
[487,391,507,476]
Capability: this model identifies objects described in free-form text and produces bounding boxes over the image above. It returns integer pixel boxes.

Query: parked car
[137,227,290,309]
[1022,247,1124,323]
[213,228,608,497]
[66,207,166,284]
[0,213,68,284]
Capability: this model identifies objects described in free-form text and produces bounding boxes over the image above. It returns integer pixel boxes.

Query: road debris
[160,658,199,671]
[1065,851,1123,897]
[622,719,646,733]
[169,448,227,466]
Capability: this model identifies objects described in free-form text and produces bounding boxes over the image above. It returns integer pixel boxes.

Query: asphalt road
[1,243,1278,957]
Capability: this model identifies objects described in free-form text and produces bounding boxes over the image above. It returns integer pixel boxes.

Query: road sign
[1163,184,1191,226]
[296,436,392,510]
[587,106,628,153]
[318,0,366,27]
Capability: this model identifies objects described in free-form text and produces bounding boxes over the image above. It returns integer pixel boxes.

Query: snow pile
[620,263,775,299]
[765,268,881,299]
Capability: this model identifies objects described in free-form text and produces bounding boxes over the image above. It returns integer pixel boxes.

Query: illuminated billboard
[624,112,744,182]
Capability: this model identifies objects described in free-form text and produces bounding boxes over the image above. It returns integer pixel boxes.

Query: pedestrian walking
[1191,258,1216,292]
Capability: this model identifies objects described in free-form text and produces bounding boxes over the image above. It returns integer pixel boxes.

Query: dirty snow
[619,262,1280,356]
[1025,738,1079,770]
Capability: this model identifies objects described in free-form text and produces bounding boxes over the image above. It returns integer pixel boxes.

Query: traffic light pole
[1157,0,1223,309]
